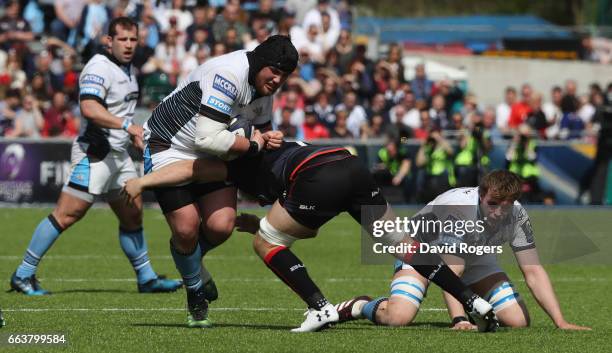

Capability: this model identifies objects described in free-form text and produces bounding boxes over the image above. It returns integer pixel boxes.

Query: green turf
[0,207,610,352]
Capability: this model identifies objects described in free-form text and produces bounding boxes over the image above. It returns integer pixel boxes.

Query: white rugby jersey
[416,187,536,252]
[78,52,139,155]
[145,50,272,153]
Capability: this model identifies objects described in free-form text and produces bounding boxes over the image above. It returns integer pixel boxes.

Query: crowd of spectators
[0,0,610,144]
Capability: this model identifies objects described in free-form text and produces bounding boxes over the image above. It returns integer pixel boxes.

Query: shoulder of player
[80,55,114,81]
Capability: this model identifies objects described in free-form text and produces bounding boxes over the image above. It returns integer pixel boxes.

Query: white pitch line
[2,307,447,312]
[23,277,612,283]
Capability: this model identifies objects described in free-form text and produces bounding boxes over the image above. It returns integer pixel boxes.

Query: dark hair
[479,170,522,201]
[505,87,516,94]
[108,17,138,38]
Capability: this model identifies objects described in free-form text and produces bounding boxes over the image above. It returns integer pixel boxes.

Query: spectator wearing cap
[302,106,329,140]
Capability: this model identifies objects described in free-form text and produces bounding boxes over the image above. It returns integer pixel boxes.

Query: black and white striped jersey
[78,52,139,158]
[145,50,272,153]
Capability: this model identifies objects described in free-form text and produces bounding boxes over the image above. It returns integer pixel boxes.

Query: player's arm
[439,256,476,330]
[515,248,590,330]
[121,158,228,204]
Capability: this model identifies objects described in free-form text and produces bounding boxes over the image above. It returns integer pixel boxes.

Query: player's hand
[451,321,477,331]
[556,321,591,330]
[127,124,144,139]
[262,130,284,150]
[250,129,265,152]
[121,178,144,205]
[391,175,403,186]
[235,213,261,234]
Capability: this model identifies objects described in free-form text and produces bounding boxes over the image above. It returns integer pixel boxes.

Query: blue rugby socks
[16,215,63,279]
[170,240,203,292]
[119,227,157,284]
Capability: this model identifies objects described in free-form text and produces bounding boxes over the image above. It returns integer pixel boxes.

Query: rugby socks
[198,228,219,284]
[362,297,388,324]
[119,227,157,285]
[170,240,203,292]
[409,251,476,307]
[264,246,329,310]
[15,215,63,279]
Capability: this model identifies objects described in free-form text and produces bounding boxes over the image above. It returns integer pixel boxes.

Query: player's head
[247,35,299,96]
[478,170,522,223]
[106,17,139,65]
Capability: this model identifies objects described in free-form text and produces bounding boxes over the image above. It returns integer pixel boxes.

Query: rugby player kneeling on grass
[122,140,500,332]
[335,170,590,331]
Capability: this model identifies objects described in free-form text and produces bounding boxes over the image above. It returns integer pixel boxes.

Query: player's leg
[195,183,237,301]
[471,272,530,328]
[362,264,428,327]
[252,201,339,332]
[108,155,181,293]
[11,190,92,295]
[345,157,497,331]
[11,142,97,295]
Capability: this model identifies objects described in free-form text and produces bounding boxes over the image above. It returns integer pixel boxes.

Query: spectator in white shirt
[496,86,516,136]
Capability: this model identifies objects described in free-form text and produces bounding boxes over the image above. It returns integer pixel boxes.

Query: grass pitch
[0,207,610,352]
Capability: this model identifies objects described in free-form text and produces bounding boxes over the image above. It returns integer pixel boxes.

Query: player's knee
[386,311,415,327]
[53,208,85,229]
[171,222,200,244]
[205,212,236,241]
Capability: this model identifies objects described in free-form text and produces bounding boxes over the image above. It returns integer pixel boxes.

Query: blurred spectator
[250,0,282,26]
[448,111,465,131]
[412,109,433,141]
[143,28,187,85]
[133,26,155,72]
[51,0,86,46]
[438,79,464,117]
[186,5,212,50]
[335,91,367,138]
[0,88,20,136]
[496,86,516,136]
[367,93,390,125]
[302,106,329,140]
[284,0,317,24]
[561,79,579,115]
[245,23,270,52]
[508,83,532,128]
[0,48,26,92]
[411,63,432,101]
[415,129,455,202]
[294,24,324,63]
[223,27,243,52]
[154,0,193,33]
[0,0,34,52]
[505,125,550,204]
[373,139,413,202]
[277,106,299,138]
[379,43,405,82]
[526,92,549,139]
[6,94,43,138]
[78,0,112,61]
[329,107,352,138]
[542,86,563,139]
[384,104,413,141]
[390,92,419,129]
[455,112,492,187]
[383,76,404,106]
[482,106,502,141]
[42,91,79,137]
[577,95,595,133]
[273,91,304,127]
[303,0,340,39]
[334,29,353,73]
[212,2,249,47]
[140,5,161,49]
[29,72,52,105]
[365,114,386,139]
[211,42,227,57]
[314,92,336,130]
[429,94,449,129]
[319,11,340,54]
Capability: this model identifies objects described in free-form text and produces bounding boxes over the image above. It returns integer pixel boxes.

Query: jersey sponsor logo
[299,204,316,211]
[206,95,232,115]
[124,91,139,102]
[81,74,105,86]
[79,87,103,98]
[212,74,237,100]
